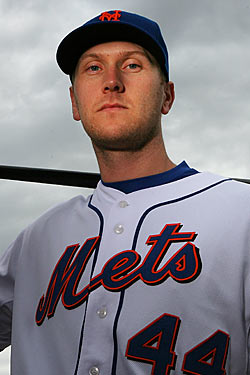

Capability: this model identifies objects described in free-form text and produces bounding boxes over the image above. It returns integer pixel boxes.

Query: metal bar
[233,177,250,184]
[0,165,100,188]
[0,165,249,187]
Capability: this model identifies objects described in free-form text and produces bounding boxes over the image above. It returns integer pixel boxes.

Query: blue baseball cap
[56,10,169,81]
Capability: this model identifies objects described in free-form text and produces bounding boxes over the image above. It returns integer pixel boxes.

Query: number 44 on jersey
[126,313,230,375]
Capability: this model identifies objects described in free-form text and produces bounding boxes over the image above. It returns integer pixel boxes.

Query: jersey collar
[101,161,199,194]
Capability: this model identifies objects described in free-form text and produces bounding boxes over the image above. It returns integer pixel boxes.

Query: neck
[93,136,176,183]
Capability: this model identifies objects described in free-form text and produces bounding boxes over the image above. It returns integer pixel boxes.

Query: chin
[85,116,160,152]
[93,132,156,152]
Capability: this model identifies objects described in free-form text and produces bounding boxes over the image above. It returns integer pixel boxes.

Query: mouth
[98,103,128,112]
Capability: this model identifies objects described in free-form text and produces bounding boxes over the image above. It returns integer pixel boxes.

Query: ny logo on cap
[99,10,121,22]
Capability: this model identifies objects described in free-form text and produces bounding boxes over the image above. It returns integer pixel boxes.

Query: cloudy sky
[0,0,250,372]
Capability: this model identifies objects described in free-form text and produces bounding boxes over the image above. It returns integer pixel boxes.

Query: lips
[98,103,127,111]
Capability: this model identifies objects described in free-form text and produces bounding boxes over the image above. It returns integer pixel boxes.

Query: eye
[86,64,101,73]
[127,63,140,69]
[123,60,142,72]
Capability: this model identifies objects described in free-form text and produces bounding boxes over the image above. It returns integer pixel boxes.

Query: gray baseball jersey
[1,162,250,374]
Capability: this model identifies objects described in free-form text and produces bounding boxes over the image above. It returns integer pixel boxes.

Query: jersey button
[97,307,107,319]
[119,200,129,208]
[114,224,124,234]
[89,366,99,375]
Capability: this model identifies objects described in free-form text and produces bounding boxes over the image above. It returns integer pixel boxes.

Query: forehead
[78,41,152,62]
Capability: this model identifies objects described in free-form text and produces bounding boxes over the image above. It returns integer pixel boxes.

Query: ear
[69,86,81,121]
[161,81,175,115]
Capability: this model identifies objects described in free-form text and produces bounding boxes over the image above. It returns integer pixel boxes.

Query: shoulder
[27,194,91,231]
[1,194,93,263]
[204,172,250,198]
[194,171,250,203]
[187,171,250,195]
[9,194,91,247]
[195,173,250,223]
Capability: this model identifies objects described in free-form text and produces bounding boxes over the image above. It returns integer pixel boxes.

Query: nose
[102,67,125,93]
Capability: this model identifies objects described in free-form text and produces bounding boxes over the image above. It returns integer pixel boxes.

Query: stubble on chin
[85,104,163,153]
[92,122,159,152]
[85,110,161,152]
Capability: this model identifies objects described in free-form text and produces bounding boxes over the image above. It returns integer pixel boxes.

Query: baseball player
[1,9,250,375]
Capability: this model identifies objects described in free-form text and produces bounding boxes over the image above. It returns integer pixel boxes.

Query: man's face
[70,41,174,152]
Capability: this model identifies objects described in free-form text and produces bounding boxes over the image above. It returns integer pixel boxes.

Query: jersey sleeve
[245,227,250,370]
[0,232,23,351]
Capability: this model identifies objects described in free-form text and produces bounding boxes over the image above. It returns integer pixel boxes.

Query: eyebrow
[80,50,154,63]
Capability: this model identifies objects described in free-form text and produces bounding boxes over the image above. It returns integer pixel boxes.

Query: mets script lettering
[36,224,201,325]
[99,11,122,22]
